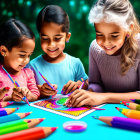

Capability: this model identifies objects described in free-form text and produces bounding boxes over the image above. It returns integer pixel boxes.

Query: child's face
[94,21,127,55]
[4,39,35,73]
[40,22,70,62]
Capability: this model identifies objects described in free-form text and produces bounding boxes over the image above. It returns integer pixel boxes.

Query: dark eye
[112,35,119,38]
[55,38,61,41]
[19,55,26,58]
[96,34,103,37]
[42,38,49,41]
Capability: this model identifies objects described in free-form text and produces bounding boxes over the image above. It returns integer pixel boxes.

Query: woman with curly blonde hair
[66,0,140,107]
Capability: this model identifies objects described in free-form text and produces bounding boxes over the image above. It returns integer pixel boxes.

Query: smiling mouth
[48,48,59,52]
[104,46,116,50]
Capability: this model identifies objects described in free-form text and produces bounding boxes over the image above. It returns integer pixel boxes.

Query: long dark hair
[0,18,35,63]
[36,5,70,34]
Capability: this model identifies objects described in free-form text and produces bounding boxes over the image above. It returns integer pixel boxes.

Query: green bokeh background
[0,0,140,74]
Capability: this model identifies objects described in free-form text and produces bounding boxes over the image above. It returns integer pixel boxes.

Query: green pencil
[0,118,45,135]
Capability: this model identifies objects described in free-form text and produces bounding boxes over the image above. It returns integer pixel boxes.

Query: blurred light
[26,1,32,6]
[82,5,89,13]
[80,0,84,5]
[1,2,5,8]
[76,13,82,19]
[2,10,7,15]
[36,8,42,14]
[18,0,23,5]
[8,12,13,17]
[69,0,75,7]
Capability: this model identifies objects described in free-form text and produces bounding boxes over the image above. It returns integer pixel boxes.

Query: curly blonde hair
[89,0,140,75]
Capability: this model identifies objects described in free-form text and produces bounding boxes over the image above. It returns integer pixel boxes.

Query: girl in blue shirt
[28,5,88,97]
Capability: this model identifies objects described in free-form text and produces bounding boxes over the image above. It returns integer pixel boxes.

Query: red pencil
[0,127,57,140]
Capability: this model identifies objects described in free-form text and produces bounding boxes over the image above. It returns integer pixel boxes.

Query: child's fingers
[52,84,58,89]
[42,83,53,90]
[64,83,75,95]
[41,89,56,96]
[12,93,22,102]
[62,81,72,92]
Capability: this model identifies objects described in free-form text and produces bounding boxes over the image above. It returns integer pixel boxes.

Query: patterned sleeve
[74,58,88,82]
[24,68,40,97]
[88,41,104,92]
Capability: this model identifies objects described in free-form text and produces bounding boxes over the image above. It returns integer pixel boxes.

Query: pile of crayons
[92,99,140,132]
[0,101,57,139]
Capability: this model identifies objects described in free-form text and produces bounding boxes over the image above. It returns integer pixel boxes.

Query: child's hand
[65,89,107,107]
[12,87,32,102]
[62,80,83,95]
[0,87,10,101]
[38,83,58,97]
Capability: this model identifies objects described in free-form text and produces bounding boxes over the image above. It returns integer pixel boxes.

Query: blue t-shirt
[27,53,88,93]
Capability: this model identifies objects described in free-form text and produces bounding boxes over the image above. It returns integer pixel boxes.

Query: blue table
[8,102,140,140]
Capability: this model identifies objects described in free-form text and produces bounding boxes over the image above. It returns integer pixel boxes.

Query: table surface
[6,101,140,140]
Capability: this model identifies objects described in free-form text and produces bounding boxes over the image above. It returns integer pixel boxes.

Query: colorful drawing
[30,95,105,119]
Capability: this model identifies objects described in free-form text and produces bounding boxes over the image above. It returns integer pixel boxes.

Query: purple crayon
[93,116,140,131]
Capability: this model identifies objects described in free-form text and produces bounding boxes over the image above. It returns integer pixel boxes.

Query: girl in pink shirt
[0,19,40,101]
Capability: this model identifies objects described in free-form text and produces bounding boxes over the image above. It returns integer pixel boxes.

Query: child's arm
[66,89,140,107]
[38,83,57,98]
[24,68,40,100]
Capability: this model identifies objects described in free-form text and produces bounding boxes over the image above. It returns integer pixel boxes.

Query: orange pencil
[116,107,140,120]
[0,101,14,108]
[0,127,57,140]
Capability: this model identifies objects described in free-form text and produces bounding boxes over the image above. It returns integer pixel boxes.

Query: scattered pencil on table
[0,126,57,140]
[0,101,14,108]
[115,107,140,120]
[131,99,140,104]
[0,107,19,117]
[92,116,140,132]
[0,112,32,124]
[123,102,140,111]
[120,101,130,105]
[0,118,45,135]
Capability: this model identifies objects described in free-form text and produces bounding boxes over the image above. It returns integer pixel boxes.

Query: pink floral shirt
[0,65,40,100]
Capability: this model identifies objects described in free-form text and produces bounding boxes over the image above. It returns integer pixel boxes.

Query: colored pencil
[0,108,19,117]
[0,112,32,124]
[0,118,45,135]
[93,116,140,131]
[38,71,57,97]
[120,101,130,105]
[124,102,140,111]
[116,107,140,120]
[0,127,57,140]
[131,99,140,104]
[0,101,14,108]
[2,66,30,105]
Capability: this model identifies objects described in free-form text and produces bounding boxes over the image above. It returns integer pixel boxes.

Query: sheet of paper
[30,94,105,119]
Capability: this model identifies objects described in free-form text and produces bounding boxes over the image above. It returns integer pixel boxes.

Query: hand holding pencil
[39,83,58,97]
[12,87,31,103]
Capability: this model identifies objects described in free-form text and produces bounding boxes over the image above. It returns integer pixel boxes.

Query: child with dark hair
[0,18,40,101]
[28,5,88,97]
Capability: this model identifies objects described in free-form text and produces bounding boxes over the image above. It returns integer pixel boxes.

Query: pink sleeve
[24,68,40,97]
